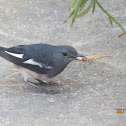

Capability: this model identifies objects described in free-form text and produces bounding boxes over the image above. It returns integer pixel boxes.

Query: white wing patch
[23,59,52,69]
[23,59,43,68]
[45,66,52,69]
[5,51,24,59]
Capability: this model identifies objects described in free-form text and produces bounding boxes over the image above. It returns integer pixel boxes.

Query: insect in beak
[76,53,85,61]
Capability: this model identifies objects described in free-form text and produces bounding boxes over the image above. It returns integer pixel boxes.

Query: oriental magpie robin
[0,43,85,93]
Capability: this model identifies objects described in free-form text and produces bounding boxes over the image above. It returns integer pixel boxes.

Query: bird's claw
[26,80,60,94]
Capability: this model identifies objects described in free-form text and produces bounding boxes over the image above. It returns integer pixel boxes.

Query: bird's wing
[3,45,52,74]
[5,45,25,59]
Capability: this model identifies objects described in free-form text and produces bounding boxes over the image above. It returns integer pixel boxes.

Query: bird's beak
[76,53,85,61]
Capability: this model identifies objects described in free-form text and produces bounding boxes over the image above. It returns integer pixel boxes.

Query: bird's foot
[35,79,58,87]
[27,80,60,94]
[22,76,60,94]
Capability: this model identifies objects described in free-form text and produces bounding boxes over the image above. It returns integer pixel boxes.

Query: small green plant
[65,0,125,34]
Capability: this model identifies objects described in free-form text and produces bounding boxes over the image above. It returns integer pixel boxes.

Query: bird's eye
[62,52,68,56]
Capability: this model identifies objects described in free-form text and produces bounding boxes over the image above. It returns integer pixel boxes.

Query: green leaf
[71,0,82,27]
[73,0,83,17]
[96,0,125,32]
[64,9,75,23]
[109,17,113,27]
[74,0,94,19]
[71,19,75,28]
[92,0,96,14]
[69,0,77,10]
[79,0,88,11]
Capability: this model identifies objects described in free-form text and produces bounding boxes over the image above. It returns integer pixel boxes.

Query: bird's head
[47,45,85,78]
[55,45,85,63]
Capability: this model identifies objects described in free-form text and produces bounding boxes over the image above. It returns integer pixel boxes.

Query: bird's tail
[0,46,6,50]
[0,46,7,57]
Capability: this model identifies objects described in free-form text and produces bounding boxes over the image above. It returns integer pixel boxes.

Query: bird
[0,43,85,93]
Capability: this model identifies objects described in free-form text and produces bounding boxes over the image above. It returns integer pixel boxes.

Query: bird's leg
[22,75,38,87]
[22,75,59,94]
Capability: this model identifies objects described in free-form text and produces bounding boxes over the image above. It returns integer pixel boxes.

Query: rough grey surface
[0,0,126,126]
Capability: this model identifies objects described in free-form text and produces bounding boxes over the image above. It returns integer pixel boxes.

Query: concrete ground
[0,0,126,125]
